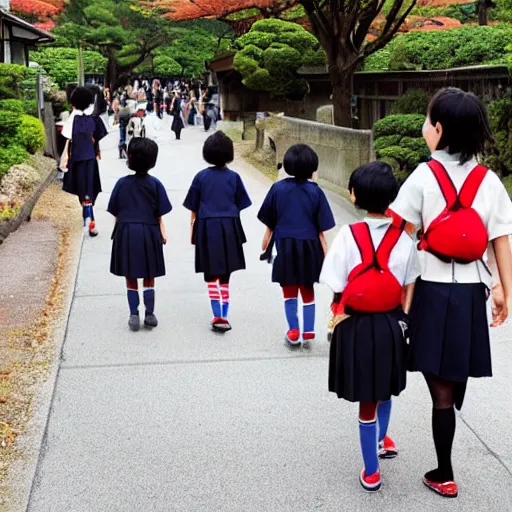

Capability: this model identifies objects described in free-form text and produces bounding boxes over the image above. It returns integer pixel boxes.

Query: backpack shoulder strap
[349,222,375,267]
[376,221,405,270]
[458,164,488,208]
[428,160,458,209]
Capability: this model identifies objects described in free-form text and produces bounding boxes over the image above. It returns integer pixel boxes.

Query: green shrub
[483,94,512,176]
[393,90,430,115]
[0,64,28,100]
[0,144,28,176]
[234,18,324,99]
[378,146,420,172]
[400,136,430,161]
[374,135,402,151]
[0,99,24,114]
[502,174,512,198]
[373,114,424,138]
[0,110,23,140]
[16,115,45,154]
[23,100,38,117]
[364,25,512,72]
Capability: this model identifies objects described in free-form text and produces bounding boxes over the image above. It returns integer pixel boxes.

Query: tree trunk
[330,66,354,128]
[105,52,118,91]
[478,0,489,25]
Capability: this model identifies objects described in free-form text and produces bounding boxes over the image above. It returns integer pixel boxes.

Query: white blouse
[389,150,512,287]
[320,217,421,293]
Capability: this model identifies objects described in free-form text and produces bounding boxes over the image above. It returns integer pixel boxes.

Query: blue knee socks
[378,400,392,442]
[284,298,299,330]
[127,289,139,315]
[303,302,315,334]
[359,420,379,476]
[143,288,155,315]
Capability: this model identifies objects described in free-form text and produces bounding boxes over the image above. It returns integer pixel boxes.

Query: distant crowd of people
[106,79,221,157]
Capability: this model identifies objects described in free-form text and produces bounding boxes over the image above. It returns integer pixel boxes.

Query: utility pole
[78,46,85,86]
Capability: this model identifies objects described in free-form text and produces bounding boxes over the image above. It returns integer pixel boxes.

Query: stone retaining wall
[260,116,374,189]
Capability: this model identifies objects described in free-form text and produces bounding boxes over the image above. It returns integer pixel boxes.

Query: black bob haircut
[428,87,493,165]
[70,86,94,111]
[203,131,234,168]
[127,137,159,174]
[348,161,398,214]
[283,144,318,180]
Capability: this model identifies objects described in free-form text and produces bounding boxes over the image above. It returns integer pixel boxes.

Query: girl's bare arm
[491,235,512,326]
[158,216,167,245]
[262,226,272,251]
[190,212,196,244]
[402,283,415,315]
[319,232,328,256]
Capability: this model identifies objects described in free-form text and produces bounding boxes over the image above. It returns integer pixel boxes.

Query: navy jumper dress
[183,167,252,281]
[63,115,107,204]
[258,178,335,287]
[108,175,172,279]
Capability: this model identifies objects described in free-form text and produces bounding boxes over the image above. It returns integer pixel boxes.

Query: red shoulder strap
[458,165,487,208]
[350,222,375,267]
[428,160,457,208]
[376,222,405,270]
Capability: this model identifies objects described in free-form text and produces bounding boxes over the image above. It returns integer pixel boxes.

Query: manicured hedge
[373,114,424,138]
[16,115,45,154]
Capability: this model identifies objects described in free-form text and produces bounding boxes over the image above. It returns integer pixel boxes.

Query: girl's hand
[162,234,167,245]
[491,283,507,327]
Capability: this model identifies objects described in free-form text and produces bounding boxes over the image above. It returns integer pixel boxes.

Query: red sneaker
[359,469,381,492]
[88,220,98,237]
[211,318,232,332]
[423,476,458,498]
[285,329,300,345]
[303,332,315,341]
[378,435,398,459]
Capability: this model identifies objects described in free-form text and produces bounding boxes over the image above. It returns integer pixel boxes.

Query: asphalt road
[27,116,512,511]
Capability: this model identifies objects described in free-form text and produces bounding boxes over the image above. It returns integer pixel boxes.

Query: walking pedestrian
[183,131,252,332]
[389,87,512,498]
[171,92,185,140]
[320,162,420,492]
[153,80,163,119]
[61,86,107,237]
[258,144,335,344]
[108,138,172,332]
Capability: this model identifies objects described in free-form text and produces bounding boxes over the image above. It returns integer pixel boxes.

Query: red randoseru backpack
[333,221,405,315]
[418,160,488,264]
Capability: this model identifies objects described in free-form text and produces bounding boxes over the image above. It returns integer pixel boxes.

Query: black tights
[424,373,456,482]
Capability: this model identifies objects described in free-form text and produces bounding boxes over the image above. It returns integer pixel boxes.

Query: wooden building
[207,53,511,129]
[1,8,54,66]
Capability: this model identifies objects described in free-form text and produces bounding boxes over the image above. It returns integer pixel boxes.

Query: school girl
[183,131,251,332]
[258,144,335,344]
[389,88,512,497]
[62,86,107,237]
[320,162,420,492]
[108,138,172,332]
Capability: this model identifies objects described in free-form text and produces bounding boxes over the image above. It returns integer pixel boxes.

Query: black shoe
[144,313,158,328]
[129,313,140,332]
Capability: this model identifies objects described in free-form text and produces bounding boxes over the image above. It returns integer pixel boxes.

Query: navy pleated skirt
[110,222,166,279]
[63,158,102,204]
[193,217,246,280]
[408,279,491,382]
[329,309,408,403]
[272,238,324,287]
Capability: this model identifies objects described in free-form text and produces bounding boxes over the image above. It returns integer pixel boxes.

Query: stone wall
[261,116,374,189]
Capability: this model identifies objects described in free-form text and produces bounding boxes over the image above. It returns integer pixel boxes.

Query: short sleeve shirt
[257,178,336,240]
[183,167,252,218]
[320,217,421,293]
[389,150,512,286]
[108,175,172,224]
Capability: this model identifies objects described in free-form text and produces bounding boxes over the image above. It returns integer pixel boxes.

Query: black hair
[428,87,493,165]
[203,131,234,168]
[348,161,398,214]
[127,137,159,175]
[70,86,94,111]
[283,144,318,180]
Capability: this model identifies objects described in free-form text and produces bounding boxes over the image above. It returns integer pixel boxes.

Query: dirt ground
[0,182,82,511]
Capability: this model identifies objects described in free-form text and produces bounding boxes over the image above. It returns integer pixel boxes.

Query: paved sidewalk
[28,118,512,511]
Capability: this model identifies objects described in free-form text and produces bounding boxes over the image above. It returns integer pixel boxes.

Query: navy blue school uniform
[258,178,335,287]
[183,167,251,280]
[108,175,172,279]
[63,114,107,204]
